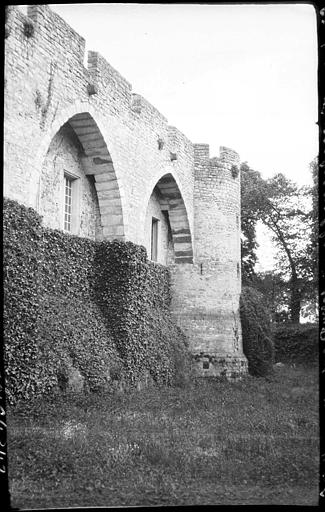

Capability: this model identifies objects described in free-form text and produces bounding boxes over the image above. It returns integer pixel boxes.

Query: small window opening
[64,175,73,231]
[63,172,79,234]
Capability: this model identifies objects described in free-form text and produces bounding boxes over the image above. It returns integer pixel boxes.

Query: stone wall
[39,123,102,240]
[4,4,247,377]
[144,190,171,265]
[4,5,194,251]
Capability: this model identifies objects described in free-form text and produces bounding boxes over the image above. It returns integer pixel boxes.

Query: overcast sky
[45,2,318,187]
[20,3,318,270]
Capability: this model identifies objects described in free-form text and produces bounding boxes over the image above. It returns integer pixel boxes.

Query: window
[151,218,159,261]
[64,175,73,231]
[63,172,80,234]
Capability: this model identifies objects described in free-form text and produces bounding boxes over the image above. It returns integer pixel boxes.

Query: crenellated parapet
[5,5,86,65]
[4,5,195,222]
[4,5,163,123]
[193,144,241,258]
[131,93,167,121]
[194,144,240,176]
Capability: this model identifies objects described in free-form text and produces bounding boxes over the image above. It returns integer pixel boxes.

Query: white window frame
[63,170,80,235]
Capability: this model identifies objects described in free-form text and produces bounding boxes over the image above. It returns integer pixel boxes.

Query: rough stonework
[4,5,248,377]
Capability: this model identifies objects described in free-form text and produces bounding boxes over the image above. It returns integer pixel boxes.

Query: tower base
[192,353,248,379]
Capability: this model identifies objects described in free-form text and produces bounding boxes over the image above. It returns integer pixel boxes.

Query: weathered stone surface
[57,360,84,393]
[192,353,248,379]
[4,4,247,377]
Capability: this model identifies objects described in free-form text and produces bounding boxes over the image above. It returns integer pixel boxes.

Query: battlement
[5,4,241,169]
[88,51,132,91]
[5,5,177,128]
[194,145,240,169]
[194,144,210,161]
[219,146,240,164]
[131,93,168,123]
[27,4,85,64]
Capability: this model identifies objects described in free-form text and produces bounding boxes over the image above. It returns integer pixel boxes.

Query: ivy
[240,286,275,377]
[3,198,189,404]
[93,240,189,385]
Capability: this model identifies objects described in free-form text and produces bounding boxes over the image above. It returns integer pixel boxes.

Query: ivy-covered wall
[240,286,274,376]
[3,198,189,404]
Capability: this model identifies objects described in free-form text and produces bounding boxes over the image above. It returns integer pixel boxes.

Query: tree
[240,162,266,284]
[308,157,318,285]
[260,173,314,323]
[241,164,316,323]
[252,271,290,323]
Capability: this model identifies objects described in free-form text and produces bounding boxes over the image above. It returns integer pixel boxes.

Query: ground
[7,364,319,507]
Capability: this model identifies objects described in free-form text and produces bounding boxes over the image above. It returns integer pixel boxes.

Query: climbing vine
[94,240,189,385]
[3,198,189,404]
[240,286,274,376]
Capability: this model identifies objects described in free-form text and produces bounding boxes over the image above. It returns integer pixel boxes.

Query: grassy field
[7,364,319,507]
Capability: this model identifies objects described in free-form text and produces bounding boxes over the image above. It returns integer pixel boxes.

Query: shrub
[93,240,190,386]
[3,198,190,403]
[3,200,122,403]
[272,323,318,364]
[240,286,274,377]
[3,200,44,402]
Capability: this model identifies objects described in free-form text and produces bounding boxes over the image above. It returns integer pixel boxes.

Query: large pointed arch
[67,113,124,240]
[33,103,125,240]
[146,173,193,264]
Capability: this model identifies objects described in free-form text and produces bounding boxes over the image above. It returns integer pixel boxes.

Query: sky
[20,3,319,269]
[45,2,318,187]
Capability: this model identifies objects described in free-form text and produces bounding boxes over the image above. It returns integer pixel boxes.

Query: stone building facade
[4,5,247,377]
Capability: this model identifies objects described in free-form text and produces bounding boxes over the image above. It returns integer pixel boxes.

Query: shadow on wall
[38,112,125,242]
[144,173,193,266]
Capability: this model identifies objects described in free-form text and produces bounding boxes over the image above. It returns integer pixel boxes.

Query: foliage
[253,268,317,324]
[240,161,316,322]
[240,162,263,283]
[240,286,274,376]
[38,229,123,394]
[260,173,315,323]
[3,199,122,403]
[251,271,291,323]
[272,323,318,364]
[3,198,189,404]
[308,157,318,285]
[94,240,190,386]
[3,200,44,402]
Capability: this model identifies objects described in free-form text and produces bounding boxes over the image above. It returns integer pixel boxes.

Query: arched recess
[145,173,193,264]
[67,113,124,240]
[33,104,125,241]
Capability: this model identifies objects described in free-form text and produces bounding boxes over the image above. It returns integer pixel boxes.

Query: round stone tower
[170,144,248,378]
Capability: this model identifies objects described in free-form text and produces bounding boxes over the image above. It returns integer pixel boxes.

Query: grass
[7,364,319,507]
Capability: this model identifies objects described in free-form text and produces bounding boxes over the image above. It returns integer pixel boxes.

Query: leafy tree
[240,162,265,283]
[260,173,314,323]
[308,157,318,285]
[241,164,316,323]
[251,271,290,323]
